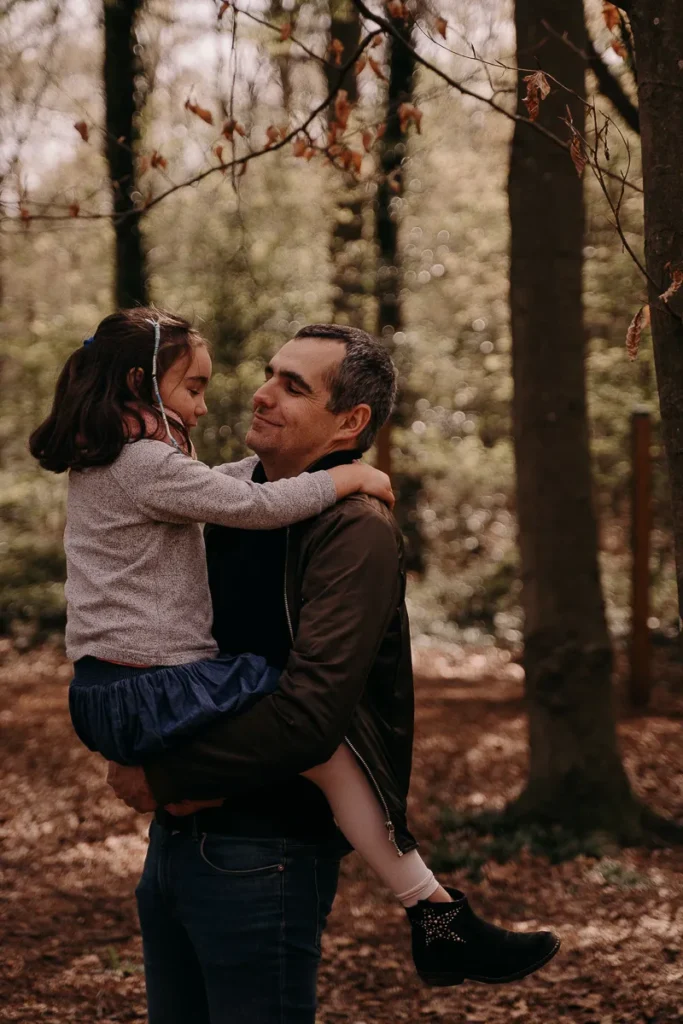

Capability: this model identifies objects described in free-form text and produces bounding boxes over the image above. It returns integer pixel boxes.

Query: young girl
[30,308,559,988]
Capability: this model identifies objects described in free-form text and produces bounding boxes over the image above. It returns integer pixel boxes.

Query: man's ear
[335,404,372,444]
[127,367,145,395]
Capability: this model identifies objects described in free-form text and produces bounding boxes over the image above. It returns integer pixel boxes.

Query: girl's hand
[328,463,395,509]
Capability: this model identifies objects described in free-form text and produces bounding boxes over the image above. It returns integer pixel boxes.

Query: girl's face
[158,344,212,429]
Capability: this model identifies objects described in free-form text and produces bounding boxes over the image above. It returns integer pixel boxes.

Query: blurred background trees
[0,0,678,837]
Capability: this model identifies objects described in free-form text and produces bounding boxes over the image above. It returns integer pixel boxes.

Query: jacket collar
[252,447,364,483]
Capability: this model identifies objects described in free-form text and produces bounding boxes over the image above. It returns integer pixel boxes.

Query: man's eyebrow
[265,364,314,394]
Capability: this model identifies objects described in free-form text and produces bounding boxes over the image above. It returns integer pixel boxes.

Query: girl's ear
[127,367,145,395]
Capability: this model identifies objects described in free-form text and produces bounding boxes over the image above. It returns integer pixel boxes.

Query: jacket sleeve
[144,506,402,803]
[109,442,336,530]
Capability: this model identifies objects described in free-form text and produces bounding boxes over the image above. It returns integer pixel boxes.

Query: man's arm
[144,503,402,804]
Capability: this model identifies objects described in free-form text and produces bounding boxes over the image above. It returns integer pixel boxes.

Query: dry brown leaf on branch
[150,151,167,170]
[19,206,31,224]
[222,119,246,141]
[355,55,367,74]
[602,1,620,31]
[570,134,587,177]
[292,138,307,158]
[279,22,292,41]
[376,122,386,139]
[387,167,402,193]
[265,125,283,147]
[626,305,650,360]
[350,150,363,175]
[304,147,317,161]
[184,99,214,125]
[659,269,683,304]
[522,70,551,122]
[218,1,230,19]
[68,203,80,218]
[362,128,374,152]
[398,102,423,133]
[329,38,344,65]
[435,16,448,38]
[371,34,383,48]
[74,121,89,143]
[369,57,388,81]
[611,39,628,59]
[387,0,408,21]
[334,90,352,129]
[213,143,224,163]
[138,155,150,176]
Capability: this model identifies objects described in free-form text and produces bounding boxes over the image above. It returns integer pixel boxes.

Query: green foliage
[0,51,673,644]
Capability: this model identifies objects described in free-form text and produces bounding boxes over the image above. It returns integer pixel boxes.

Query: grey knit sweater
[64,441,337,665]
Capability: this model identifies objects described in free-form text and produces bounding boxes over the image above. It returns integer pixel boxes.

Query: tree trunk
[374,14,415,476]
[628,2,683,618]
[324,0,366,327]
[103,0,148,309]
[508,0,641,838]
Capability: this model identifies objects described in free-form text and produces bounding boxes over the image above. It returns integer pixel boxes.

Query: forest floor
[0,640,682,1024]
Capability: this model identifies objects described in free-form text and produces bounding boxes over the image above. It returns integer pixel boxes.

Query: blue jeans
[135,822,341,1024]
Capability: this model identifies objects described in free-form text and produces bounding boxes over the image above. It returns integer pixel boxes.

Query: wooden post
[629,407,652,708]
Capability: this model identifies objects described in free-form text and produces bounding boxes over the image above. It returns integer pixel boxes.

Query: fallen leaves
[626,305,650,360]
[3,640,682,1023]
[522,70,551,122]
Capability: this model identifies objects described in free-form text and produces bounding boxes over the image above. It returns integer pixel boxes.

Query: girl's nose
[197,396,208,417]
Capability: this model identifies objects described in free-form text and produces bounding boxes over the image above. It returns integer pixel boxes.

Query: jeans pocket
[198,835,286,876]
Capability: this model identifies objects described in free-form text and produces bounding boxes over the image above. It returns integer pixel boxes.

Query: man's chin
[246,425,275,452]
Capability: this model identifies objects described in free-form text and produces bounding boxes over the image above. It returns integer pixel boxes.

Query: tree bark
[103,0,148,309]
[628,2,683,619]
[374,14,414,476]
[508,0,641,837]
[325,0,365,328]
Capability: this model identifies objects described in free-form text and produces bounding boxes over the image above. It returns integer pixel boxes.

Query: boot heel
[419,972,465,987]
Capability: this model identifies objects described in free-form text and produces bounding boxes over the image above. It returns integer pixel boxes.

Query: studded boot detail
[406,887,560,987]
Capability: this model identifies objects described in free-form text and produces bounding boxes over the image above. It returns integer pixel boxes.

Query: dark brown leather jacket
[145,494,418,855]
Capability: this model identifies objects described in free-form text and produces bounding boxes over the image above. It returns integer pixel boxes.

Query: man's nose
[253,382,276,409]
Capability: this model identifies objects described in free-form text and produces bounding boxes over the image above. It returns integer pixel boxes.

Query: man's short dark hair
[293,324,397,452]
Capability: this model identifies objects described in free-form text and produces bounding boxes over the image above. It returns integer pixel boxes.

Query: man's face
[246,338,348,465]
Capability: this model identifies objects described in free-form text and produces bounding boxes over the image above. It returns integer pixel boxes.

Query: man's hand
[107,762,158,813]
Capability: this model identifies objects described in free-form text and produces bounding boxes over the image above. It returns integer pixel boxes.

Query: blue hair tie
[83,335,95,348]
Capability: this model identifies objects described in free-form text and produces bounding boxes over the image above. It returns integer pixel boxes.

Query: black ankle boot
[406,888,560,986]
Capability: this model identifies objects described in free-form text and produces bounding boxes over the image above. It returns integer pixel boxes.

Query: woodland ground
[0,640,682,1024]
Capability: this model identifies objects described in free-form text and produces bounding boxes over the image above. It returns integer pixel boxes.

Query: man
[111,325,558,1023]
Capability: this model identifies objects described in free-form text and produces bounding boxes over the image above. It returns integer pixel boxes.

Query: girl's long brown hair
[29,308,205,473]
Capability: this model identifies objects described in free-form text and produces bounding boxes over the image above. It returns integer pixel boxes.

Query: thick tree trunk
[374,15,414,476]
[325,0,365,328]
[103,0,148,309]
[508,0,641,837]
[628,2,683,618]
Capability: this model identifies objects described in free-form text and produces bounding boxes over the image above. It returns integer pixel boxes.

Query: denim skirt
[69,653,280,766]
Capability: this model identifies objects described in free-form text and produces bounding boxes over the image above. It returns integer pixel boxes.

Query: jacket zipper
[282,527,403,858]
